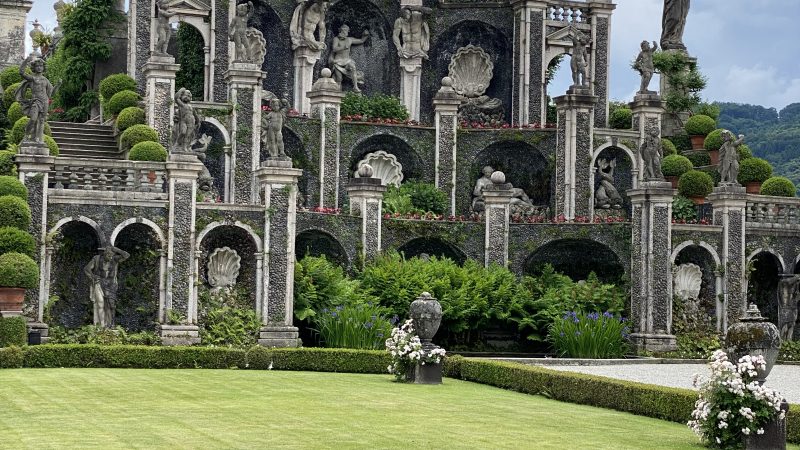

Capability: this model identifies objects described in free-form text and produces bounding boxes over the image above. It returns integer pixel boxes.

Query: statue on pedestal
[290,0,328,51]
[230,1,267,65]
[567,25,590,89]
[594,157,623,209]
[471,165,494,213]
[329,25,369,92]
[261,92,289,158]
[661,0,690,51]
[778,275,800,341]
[172,88,202,154]
[153,0,176,55]
[633,40,658,94]
[393,6,432,59]
[719,131,744,185]
[641,123,664,181]
[84,246,130,328]
[16,55,58,145]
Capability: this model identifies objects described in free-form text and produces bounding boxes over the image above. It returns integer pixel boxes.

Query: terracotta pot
[746,182,762,194]
[708,149,719,165]
[0,287,25,312]
[665,176,679,189]
[690,135,706,150]
[689,196,705,205]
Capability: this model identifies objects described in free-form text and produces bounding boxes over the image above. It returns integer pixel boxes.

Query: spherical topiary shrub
[678,170,714,198]
[10,117,51,144]
[129,141,168,162]
[0,252,39,289]
[662,138,677,156]
[609,107,633,130]
[662,154,693,177]
[116,106,146,132]
[703,129,726,151]
[684,151,711,167]
[106,90,141,117]
[0,151,15,176]
[738,157,773,184]
[99,74,137,101]
[0,66,24,89]
[760,177,796,197]
[0,226,35,257]
[6,101,21,125]
[685,114,716,136]
[120,124,159,151]
[43,135,60,156]
[3,82,22,107]
[0,195,31,231]
[0,175,27,199]
[669,135,692,152]
[737,144,753,161]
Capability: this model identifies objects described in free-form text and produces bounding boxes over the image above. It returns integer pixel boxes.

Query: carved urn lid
[740,303,766,322]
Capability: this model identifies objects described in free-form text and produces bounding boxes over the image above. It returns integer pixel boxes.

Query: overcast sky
[24,0,800,110]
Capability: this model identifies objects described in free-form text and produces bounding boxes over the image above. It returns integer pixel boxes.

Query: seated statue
[329,25,369,92]
[472,165,540,216]
[594,158,623,209]
[448,46,505,124]
[471,166,494,213]
[194,134,215,200]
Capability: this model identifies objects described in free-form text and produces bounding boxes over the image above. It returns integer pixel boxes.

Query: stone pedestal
[659,51,696,137]
[628,181,677,352]
[399,56,423,121]
[483,176,514,267]
[709,184,748,329]
[433,78,461,216]
[554,92,597,220]
[347,174,386,262]
[0,0,33,71]
[293,47,321,115]
[745,401,788,450]
[256,165,303,347]
[143,55,180,148]
[225,63,264,204]
[308,70,345,209]
[158,324,200,346]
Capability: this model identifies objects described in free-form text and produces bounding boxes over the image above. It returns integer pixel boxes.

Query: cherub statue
[641,123,664,181]
[289,0,328,51]
[393,6,432,59]
[634,40,658,94]
[230,2,254,62]
[568,25,590,88]
[594,158,623,209]
[778,275,800,341]
[718,130,745,185]
[84,246,130,328]
[194,134,215,198]
[329,25,370,92]
[153,0,176,55]
[17,55,59,145]
[172,88,202,154]
[261,93,289,158]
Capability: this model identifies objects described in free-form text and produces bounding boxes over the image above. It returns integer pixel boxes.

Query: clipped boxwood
[738,157,773,184]
[116,106,146,132]
[99,74,137,101]
[6,101,21,125]
[0,195,31,230]
[0,316,27,347]
[0,226,35,257]
[120,124,159,151]
[737,144,753,160]
[0,175,27,199]
[683,150,710,167]
[703,129,725,151]
[10,117,51,145]
[760,176,796,197]
[678,170,714,198]
[0,66,24,89]
[609,107,633,130]
[3,82,22,107]
[106,90,141,117]
[661,138,677,156]
[129,141,167,162]
[661,154,693,177]
[684,114,716,136]
[0,251,39,288]
[0,151,15,176]
[43,135,59,156]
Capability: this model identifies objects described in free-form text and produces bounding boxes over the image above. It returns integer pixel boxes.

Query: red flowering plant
[383,212,481,223]
[299,206,341,215]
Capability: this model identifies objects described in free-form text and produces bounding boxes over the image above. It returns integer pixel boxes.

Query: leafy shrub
[737,143,753,160]
[662,138,677,156]
[663,332,720,359]
[0,175,27,199]
[47,325,161,345]
[661,154,693,177]
[382,187,420,215]
[400,181,447,214]
[699,166,721,186]
[672,195,698,221]
[780,341,800,362]
[116,106,145,132]
[105,90,141,116]
[43,135,59,156]
[684,150,710,167]
[341,92,409,121]
[3,82,22,107]
[0,151,15,176]
[693,102,720,121]
[6,101,22,124]
[668,135,692,152]
[678,170,713,198]
[98,73,137,101]
[0,227,35,257]
[0,251,39,288]
[738,157,773,184]
[129,141,167,162]
[684,114,716,136]
[120,124,159,151]
[294,256,373,321]
[703,129,725,151]
[609,107,632,129]
[312,303,392,349]
[548,311,628,358]
[10,117,51,145]
[0,316,26,347]
[0,66,24,89]
[760,176,796,197]
[198,289,260,347]
[0,195,31,230]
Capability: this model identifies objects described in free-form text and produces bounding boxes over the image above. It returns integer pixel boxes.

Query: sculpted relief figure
[568,25,590,88]
[779,275,800,341]
[290,0,328,51]
[393,6,432,59]
[172,88,202,154]
[641,123,664,181]
[153,0,176,55]
[718,131,744,184]
[194,134,215,197]
[230,1,266,64]
[594,158,623,209]
[329,25,370,93]
[634,40,658,94]
[261,92,290,158]
[84,246,130,328]
[661,0,690,51]
[16,55,58,145]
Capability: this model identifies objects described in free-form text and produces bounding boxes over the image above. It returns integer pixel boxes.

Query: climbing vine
[175,23,205,99]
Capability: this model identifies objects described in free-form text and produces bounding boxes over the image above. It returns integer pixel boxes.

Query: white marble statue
[393,6,432,59]
[261,93,289,158]
[290,0,328,51]
[153,0,176,55]
[84,246,130,328]
[718,131,744,185]
[329,25,370,92]
[172,88,202,154]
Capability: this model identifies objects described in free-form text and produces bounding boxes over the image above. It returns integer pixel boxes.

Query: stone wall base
[158,324,201,346]
[258,326,301,348]
[629,333,677,352]
[27,321,49,344]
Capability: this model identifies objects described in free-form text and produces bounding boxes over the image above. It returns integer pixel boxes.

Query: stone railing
[746,194,800,229]
[547,1,590,23]
[50,158,168,193]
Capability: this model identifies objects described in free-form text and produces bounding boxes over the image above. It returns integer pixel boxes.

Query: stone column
[211,0,229,102]
[347,165,386,262]
[292,47,322,116]
[160,154,204,346]
[143,56,179,147]
[399,57,423,121]
[225,63,264,204]
[0,0,32,70]
[483,171,513,267]
[510,0,547,126]
[630,93,666,186]
[708,185,748,330]
[554,91,597,220]
[307,69,344,209]
[256,163,303,347]
[589,2,615,128]
[433,77,461,216]
[628,181,677,352]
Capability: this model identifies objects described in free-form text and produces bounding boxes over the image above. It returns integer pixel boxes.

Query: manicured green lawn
[0,369,713,449]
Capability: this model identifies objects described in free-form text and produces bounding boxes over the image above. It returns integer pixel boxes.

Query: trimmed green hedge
[0,316,26,347]
[120,124,159,151]
[0,66,24,89]
[684,150,710,168]
[10,117,51,145]
[661,138,677,156]
[0,195,31,230]
[0,175,27,199]
[0,251,39,288]
[106,90,141,117]
[43,135,60,156]
[116,106,146,133]
[0,151,14,176]
[738,157,773,184]
[6,101,22,125]
[0,226,36,257]
[609,107,632,130]
[678,170,714,198]
[99,74,137,102]
[661,155,693,177]
[738,144,753,160]
[3,82,22,107]
[703,129,725,151]
[685,114,716,136]
[761,176,796,197]
[129,141,167,162]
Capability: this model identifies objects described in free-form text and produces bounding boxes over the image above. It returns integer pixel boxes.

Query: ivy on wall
[175,23,205,100]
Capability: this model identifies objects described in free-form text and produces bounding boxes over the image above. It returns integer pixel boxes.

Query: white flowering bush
[687,350,785,448]
[385,319,446,381]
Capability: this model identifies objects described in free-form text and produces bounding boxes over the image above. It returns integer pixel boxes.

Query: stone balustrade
[745,194,800,229]
[547,2,589,23]
[50,158,168,193]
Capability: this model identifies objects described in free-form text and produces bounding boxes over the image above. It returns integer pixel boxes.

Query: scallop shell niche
[207,247,241,293]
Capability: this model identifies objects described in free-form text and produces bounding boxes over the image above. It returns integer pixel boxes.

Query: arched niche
[295,230,349,268]
[199,120,228,201]
[524,239,624,283]
[113,223,163,331]
[349,134,422,181]
[175,22,207,101]
[748,250,784,327]
[471,140,550,206]
[48,221,102,328]
[252,3,293,102]
[397,238,467,265]
[198,225,260,308]
[261,126,314,207]
[591,145,634,214]
[672,243,722,332]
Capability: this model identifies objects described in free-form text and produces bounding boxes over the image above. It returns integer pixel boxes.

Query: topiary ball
[116,106,146,133]
[0,226,35,257]
[662,138,677,156]
[662,154,693,177]
[737,144,753,161]
[0,175,27,200]
[106,90,141,117]
[0,251,39,289]
[738,157,773,184]
[43,135,60,156]
[609,107,633,130]
[678,170,714,198]
[120,124,159,151]
[703,129,726,151]
[685,114,716,136]
[3,82,23,107]
[760,177,796,197]
[10,117,51,145]
[0,151,15,176]
[129,141,168,162]
[6,101,22,125]
[99,74,137,101]
[0,66,24,89]
[0,195,31,231]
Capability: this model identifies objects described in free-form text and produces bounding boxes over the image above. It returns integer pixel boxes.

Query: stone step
[49,121,114,133]
[52,136,118,148]
[57,142,120,152]
[58,151,122,160]
[50,130,116,140]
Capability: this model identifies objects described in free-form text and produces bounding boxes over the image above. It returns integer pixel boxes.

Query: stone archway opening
[471,140,551,208]
[524,238,623,283]
[48,221,102,328]
[397,237,466,265]
[295,230,349,268]
[113,223,162,331]
[749,251,783,327]
[673,244,720,333]
[198,225,259,309]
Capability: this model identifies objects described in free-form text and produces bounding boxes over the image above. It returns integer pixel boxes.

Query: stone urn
[409,292,442,347]
[725,303,781,384]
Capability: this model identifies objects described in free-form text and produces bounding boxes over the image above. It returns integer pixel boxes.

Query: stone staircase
[49,122,121,160]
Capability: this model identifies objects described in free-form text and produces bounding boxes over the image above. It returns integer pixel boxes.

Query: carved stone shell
[208,247,241,290]
[448,45,494,98]
[356,151,404,186]
[673,263,702,301]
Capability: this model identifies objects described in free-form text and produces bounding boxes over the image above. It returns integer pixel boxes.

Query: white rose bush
[385,319,446,381]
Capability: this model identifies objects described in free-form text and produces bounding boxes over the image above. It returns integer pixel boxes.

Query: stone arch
[202,117,231,145]
[112,222,165,330]
[471,140,550,207]
[110,218,165,248]
[748,249,785,327]
[670,240,723,331]
[397,237,467,265]
[349,133,424,182]
[748,248,786,274]
[671,241,721,267]
[199,120,230,202]
[523,238,624,283]
[590,144,637,216]
[196,221,264,253]
[295,229,349,268]
[49,216,105,246]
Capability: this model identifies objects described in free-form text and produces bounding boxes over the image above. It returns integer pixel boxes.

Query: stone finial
[490,171,506,185]
[442,77,453,88]
[357,163,374,178]
[310,68,340,92]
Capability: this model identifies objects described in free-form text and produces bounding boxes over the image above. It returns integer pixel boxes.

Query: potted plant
[760,176,796,197]
[703,128,726,165]
[0,251,40,313]
[678,170,714,205]
[662,154,693,188]
[685,114,716,150]
[738,158,773,194]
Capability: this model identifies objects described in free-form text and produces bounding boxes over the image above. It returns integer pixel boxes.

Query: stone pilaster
[128,0,153,92]
[589,2,615,128]
[347,168,386,262]
[659,51,696,137]
[510,0,547,126]
[630,93,666,185]
[628,181,677,352]
[0,0,32,71]
[143,56,179,148]
[307,69,345,209]
[483,173,513,267]
[399,57,423,121]
[256,164,303,347]
[211,0,229,102]
[433,78,461,216]
[225,63,264,204]
[292,47,321,116]
[708,185,748,330]
[554,92,597,220]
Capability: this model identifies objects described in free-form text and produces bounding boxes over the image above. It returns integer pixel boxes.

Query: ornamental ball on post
[357,163,374,178]
[490,170,506,185]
